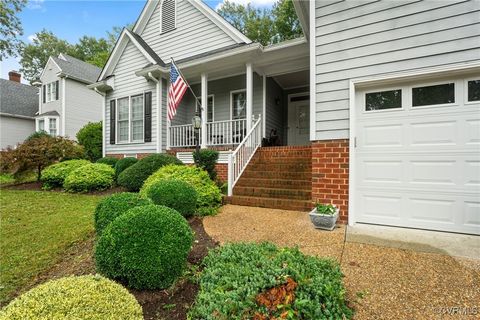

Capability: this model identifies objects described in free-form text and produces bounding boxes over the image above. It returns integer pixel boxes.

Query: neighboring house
[36,53,102,139]
[90,0,479,235]
[0,72,38,149]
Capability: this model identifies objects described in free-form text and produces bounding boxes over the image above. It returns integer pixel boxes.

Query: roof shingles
[0,79,38,118]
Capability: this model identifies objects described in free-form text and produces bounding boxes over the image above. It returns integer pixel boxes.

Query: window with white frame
[199,95,214,122]
[45,81,58,103]
[38,119,45,131]
[231,91,246,120]
[116,95,145,143]
[467,80,480,102]
[49,118,57,137]
[36,117,58,136]
[161,0,176,34]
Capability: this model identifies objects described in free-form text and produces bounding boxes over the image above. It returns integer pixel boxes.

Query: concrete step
[235,178,311,190]
[233,186,312,200]
[226,195,313,212]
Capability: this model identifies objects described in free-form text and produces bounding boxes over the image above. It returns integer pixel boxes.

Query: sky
[0,0,276,83]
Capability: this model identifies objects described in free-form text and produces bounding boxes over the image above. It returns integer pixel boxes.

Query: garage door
[355,77,480,235]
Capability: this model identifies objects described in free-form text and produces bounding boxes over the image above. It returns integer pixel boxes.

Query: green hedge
[193,149,219,181]
[76,122,102,161]
[64,163,114,193]
[0,275,143,320]
[40,159,90,189]
[96,157,119,168]
[94,192,152,236]
[146,179,197,217]
[114,157,138,178]
[141,164,221,216]
[95,205,193,289]
[117,154,182,192]
[189,242,353,320]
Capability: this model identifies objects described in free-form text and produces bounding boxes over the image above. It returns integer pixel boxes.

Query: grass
[0,172,36,186]
[0,174,15,185]
[0,190,104,305]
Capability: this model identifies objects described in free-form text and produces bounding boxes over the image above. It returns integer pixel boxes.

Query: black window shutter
[144,91,152,142]
[55,80,59,100]
[43,85,46,103]
[110,100,116,145]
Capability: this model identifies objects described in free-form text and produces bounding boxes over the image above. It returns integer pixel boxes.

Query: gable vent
[161,0,176,34]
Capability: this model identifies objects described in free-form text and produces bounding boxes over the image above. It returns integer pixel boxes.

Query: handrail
[227,114,262,196]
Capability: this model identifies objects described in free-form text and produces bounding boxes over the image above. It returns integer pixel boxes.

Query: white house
[36,53,103,139]
[90,0,480,235]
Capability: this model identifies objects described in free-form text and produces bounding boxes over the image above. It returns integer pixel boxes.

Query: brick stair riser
[235,178,311,189]
[233,186,312,200]
[241,171,311,180]
[226,196,313,212]
[243,163,312,172]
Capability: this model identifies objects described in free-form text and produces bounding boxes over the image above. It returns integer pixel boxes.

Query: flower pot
[309,207,339,231]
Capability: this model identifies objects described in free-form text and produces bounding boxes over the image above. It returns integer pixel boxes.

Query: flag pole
[170,57,202,113]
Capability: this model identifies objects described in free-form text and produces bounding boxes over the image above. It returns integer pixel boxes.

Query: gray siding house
[36,54,103,139]
[0,72,38,149]
[91,0,479,235]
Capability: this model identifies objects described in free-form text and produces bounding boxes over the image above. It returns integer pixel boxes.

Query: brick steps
[229,146,312,212]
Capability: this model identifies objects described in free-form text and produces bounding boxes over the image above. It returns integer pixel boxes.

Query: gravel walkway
[203,205,480,320]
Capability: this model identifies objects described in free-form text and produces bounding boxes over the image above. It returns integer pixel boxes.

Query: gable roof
[51,54,102,84]
[0,79,38,118]
[133,0,252,44]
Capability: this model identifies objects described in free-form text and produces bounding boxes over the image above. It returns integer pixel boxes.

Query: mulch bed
[3,182,126,195]
[10,217,218,320]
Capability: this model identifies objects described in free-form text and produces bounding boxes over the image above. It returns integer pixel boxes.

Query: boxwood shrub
[0,275,143,320]
[64,163,115,193]
[95,205,193,289]
[145,179,197,217]
[114,157,138,178]
[193,149,219,181]
[189,242,353,320]
[117,153,182,192]
[96,156,119,168]
[40,159,90,189]
[141,164,221,216]
[94,192,152,236]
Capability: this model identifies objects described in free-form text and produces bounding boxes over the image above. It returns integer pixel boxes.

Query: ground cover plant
[0,275,143,320]
[64,163,115,193]
[145,179,197,217]
[0,190,103,305]
[117,154,182,192]
[94,192,152,236]
[95,205,194,289]
[189,242,353,320]
[40,159,90,189]
[141,164,222,216]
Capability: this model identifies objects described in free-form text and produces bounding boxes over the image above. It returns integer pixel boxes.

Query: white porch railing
[169,119,247,148]
[228,115,262,196]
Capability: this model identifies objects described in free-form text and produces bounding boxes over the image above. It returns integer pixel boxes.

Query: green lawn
[0,190,104,304]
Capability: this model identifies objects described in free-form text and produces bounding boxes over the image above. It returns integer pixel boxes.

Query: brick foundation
[311,139,349,223]
[215,163,228,182]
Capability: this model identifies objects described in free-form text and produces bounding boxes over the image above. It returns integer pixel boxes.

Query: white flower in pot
[309,203,339,231]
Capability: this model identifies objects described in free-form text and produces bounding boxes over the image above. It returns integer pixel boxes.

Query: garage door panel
[359,192,404,221]
[409,197,456,224]
[465,119,480,145]
[362,123,403,147]
[409,120,457,146]
[465,160,480,187]
[464,201,480,228]
[361,160,403,184]
[409,160,457,186]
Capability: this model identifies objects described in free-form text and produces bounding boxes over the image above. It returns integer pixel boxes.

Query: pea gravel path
[203,205,480,320]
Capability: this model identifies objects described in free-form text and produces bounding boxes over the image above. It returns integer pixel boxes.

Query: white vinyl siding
[0,116,35,149]
[313,0,480,140]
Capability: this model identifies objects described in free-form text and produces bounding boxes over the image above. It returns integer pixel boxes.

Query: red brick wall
[311,139,349,223]
[215,163,227,182]
[106,153,153,159]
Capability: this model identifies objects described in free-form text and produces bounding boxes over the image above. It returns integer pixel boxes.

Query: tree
[76,121,103,162]
[0,0,27,60]
[72,36,110,68]
[217,0,302,46]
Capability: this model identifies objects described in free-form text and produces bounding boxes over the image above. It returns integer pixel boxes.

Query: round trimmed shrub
[115,157,138,178]
[95,205,194,289]
[64,163,114,193]
[41,159,90,189]
[96,156,119,168]
[141,164,221,216]
[146,179,197,217]
[117,153,183,192]
[94,192,152,236]
[0,275,143,320]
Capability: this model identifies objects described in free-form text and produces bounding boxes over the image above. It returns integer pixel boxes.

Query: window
[365,89,402,111]
[38,119,45,132]
[467,80,480,102]
[116,95,145,143]
[232,91,246,120]
[45,81,58,103]
[412,83,455,107]
[161,0,176,33]
[49,118,57,137]
[199,95,214,122]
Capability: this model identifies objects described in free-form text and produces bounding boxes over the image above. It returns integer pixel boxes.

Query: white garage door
[355,76,480,235]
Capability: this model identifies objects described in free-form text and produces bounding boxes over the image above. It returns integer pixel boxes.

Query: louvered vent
[161,0,176,33]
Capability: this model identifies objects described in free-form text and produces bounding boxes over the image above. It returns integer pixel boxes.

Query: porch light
[192,115,202,129]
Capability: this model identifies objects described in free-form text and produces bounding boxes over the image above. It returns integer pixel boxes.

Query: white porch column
[262,74,266,138]
[246,62,253,132]
[201,72,208,148]
[166,80,171,150]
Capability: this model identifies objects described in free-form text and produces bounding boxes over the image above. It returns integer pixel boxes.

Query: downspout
[147,72,162,153]
[94,88,107,157]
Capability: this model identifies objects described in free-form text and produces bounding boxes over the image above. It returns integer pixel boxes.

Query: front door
[288,94,310,146]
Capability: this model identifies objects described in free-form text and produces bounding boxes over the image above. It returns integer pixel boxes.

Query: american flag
[168,62,188,121]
